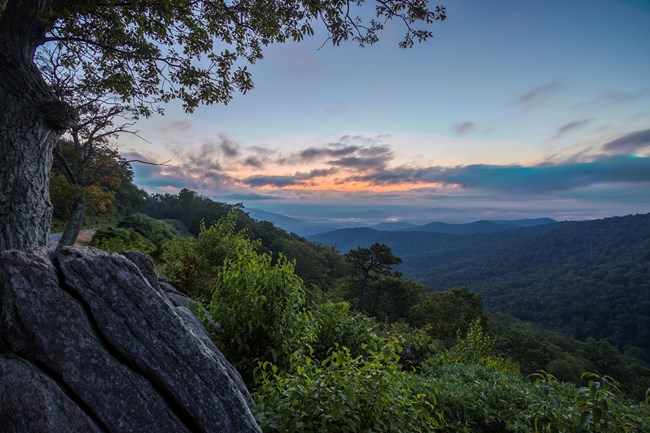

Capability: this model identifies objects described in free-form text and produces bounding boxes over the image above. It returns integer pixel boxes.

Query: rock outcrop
[0,246,262,433]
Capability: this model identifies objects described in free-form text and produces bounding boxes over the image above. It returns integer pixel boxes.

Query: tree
[50,139,136,246]
[0,0,445,251]
[345,242,402,313]
[38,45,133,248]
[39,45,168,248]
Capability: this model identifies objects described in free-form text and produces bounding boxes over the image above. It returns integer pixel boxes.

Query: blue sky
[121,0,650,223]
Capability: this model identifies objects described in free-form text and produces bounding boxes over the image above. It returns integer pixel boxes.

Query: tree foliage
[199,220,316,385]
[41,0,445,115]
[142,188,349,288]
[88,203,650,429]
[409,287,488,344]
[161,211,254,297]
[50,139,136,218]
[345,242,403,313]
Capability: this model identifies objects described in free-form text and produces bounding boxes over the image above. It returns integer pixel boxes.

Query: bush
[117,213,182,253]
[91,213,181,257]
[426,363,531,433]
[442,319,521,377]
[253,340,441,433]
[201,240,316,385]
[381,322,441,371]
[91,226,156,255]
[162,212,254,298]
[311,301,380,360]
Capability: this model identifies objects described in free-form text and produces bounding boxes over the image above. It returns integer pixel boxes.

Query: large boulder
[0,246,261,433]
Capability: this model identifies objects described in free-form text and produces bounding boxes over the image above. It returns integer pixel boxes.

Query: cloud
[244,156,264,168]
[129,129,650,217]
[550,118,591,140]
[247,145,276,156]
[358,145,392,157]
[244,175,301,188]
[576,88,650,109]
[186,140,221,170]
[453,121,478,135]
[219,135,240,158]
[244,168,337,188]
[223,193,283,201]
[277,135,394,168]
[158,120,193,132]
[328,155,391,171]
[298,145,359,161]
[325,143,394,171]
[349,155,650,194]
[513,81,563,109]
[305,168,338,177]
[349,166,443,186]
[169,134,243,170]
[602,129,650,154]
[124,147,238,194]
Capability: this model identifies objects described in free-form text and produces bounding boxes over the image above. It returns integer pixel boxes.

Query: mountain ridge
[310,213,650,361]
[246,206,557,237]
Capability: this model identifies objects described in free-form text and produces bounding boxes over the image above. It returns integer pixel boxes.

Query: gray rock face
[0,246,262,433]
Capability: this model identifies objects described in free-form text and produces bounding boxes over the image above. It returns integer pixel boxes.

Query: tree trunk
[54,144,86,250]
[56,199,85,249]
[0,0,75,251]
[0,84,55,251]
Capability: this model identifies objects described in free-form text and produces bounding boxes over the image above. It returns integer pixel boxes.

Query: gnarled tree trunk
[0,0,75,251]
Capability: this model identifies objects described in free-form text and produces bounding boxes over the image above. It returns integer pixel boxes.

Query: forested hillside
[140,189,349,289]
[88,202,650,430]
[310,214,650,362]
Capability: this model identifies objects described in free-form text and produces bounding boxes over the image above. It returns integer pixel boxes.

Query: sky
[120,0,650,224]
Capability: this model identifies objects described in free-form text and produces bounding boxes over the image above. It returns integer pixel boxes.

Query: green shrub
[575,372,647,433]
[201,241,316,385]
[426,363,531,433]
[381,322,441,371]
[91,213,181,257]
[91,226,156,255]
[311,301,380,360]
[162,212,254,298]
[117,213,182,251]
[253,340,441,433]
[525,371,575,433]
[442,319,521,377]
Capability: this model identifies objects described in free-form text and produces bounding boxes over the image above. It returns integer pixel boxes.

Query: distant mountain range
[372,218,556,234]
[309,213,650,361]
[246,206,557,237]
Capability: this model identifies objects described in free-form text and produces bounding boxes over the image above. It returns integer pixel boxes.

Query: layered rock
[0,246,261,433]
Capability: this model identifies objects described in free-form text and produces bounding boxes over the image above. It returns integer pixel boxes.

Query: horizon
[243,204,647,230]
[119,0,650,222]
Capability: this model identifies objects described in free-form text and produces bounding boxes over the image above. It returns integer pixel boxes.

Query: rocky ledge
[0,246,261,433]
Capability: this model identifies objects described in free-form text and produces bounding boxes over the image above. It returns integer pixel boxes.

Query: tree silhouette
[345,242,402,313]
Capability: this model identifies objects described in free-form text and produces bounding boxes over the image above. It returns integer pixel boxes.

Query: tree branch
[126,158,172,166]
